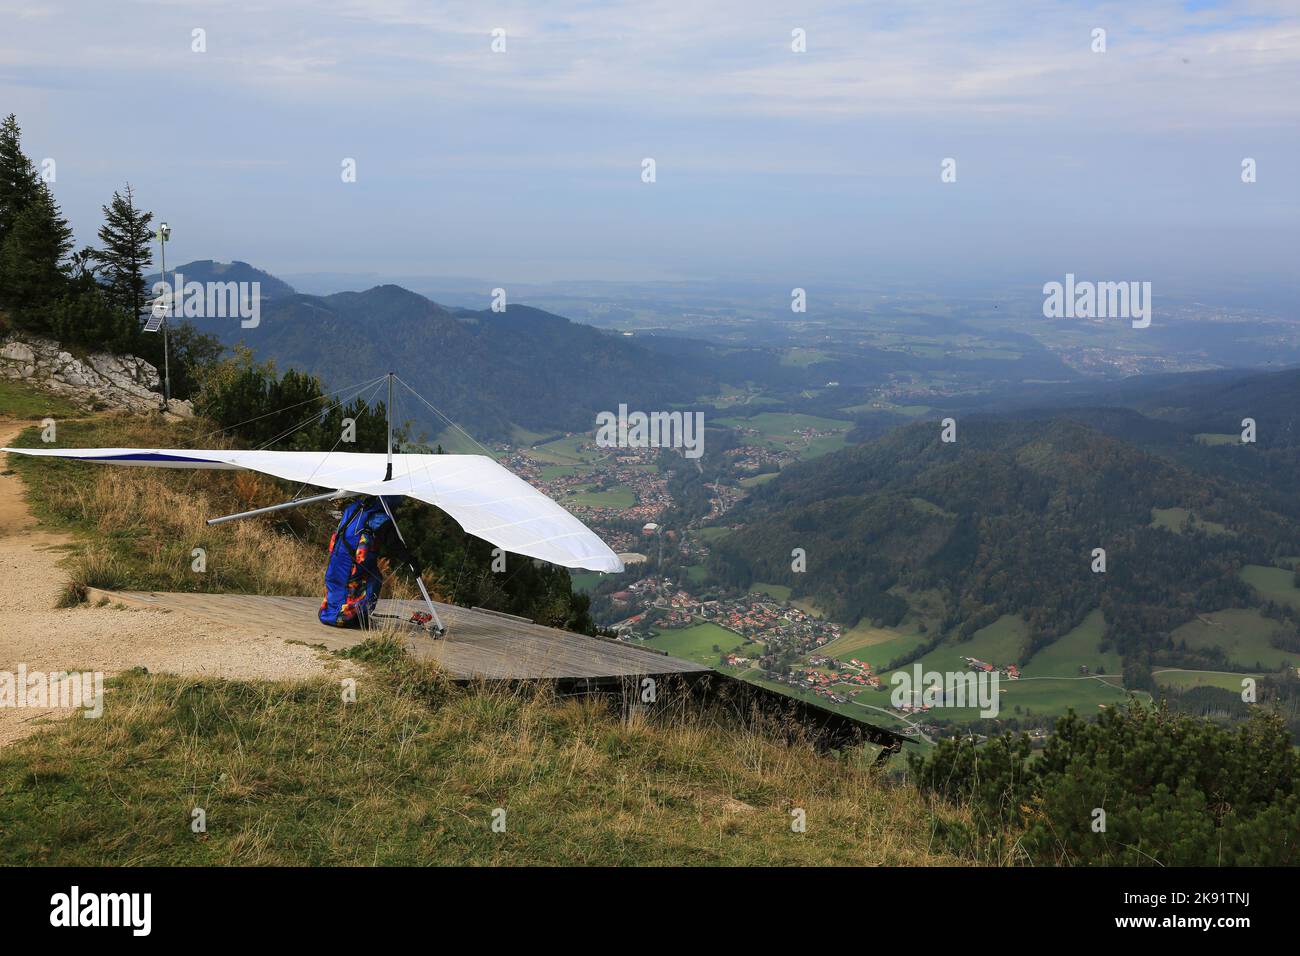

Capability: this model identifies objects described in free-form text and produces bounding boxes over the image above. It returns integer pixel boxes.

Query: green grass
[1154,669,1260,692]
[1194,433,1240,446]
[0,378,83,419]
[907,615,1029,674]
[779,348,834,367]
[680,564,709,585]
[748,582,791,602]
[1023,610,1120,678]
[566,485,636,509]
[909,497,954,519]
[1240,565,1300,611]
[7,415,326,597]
[538,463,585,481]
[0,642,986,865]
[822,622,926,662]
[529,435,593,465]
[568,571,605,593]
[1170,607,1298,670]
[430,427,488,455]
[1150,507,1231,536]
[862,613,1133,722]
[714,412,851,461]
[509,424,551,445]
[841,402,933,418]
[643,622,748,665]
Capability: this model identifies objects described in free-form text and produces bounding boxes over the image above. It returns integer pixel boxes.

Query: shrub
[910,702,1300,865]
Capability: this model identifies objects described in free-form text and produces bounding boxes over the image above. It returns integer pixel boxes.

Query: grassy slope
[1170,607,1298,671]
[0,398,994,866]
[7,413,328,599]
[0,641,987,865]
[0,378,83,420]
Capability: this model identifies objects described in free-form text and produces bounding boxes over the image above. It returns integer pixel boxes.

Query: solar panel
[142,311,165,332]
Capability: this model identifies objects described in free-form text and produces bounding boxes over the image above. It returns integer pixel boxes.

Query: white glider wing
[1,446,624,573]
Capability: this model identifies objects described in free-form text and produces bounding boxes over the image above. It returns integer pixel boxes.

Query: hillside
[0,377,987,865]
[0,637,988,866]
[709,415,1300,675]
[184,279,717,440]
[147,259,297,301]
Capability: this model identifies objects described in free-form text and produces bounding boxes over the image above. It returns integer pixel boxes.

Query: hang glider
[0,445,625,574]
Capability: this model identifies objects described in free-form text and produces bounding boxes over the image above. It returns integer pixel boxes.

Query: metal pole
[206,489,350,526]
[159,231,171,410]
[384,371,394,481]
[376,494,444,635]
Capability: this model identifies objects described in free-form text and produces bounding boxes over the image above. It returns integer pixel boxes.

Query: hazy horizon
[4,0,1298,293]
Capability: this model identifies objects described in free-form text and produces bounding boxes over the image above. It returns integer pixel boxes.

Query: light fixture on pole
[156,222,172,410]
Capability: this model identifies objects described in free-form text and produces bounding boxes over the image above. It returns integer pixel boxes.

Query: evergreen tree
[91,183,153,318]
[0,113,40,250]
[0,180,73,321]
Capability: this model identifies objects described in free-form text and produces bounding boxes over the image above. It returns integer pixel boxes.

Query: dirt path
[0,419,353,748]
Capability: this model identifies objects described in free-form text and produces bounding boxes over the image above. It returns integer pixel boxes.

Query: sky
[2,0,1298,293]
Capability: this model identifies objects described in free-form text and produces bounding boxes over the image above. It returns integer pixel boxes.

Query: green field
[780,347,834,367]
[748,581,791,602]
[431,427,489,455]
[714,412,851,460]
[566,485,636,508]
[1170,607,1297,670]
[643,621,748,665]
[539,463,585,480]
[529,435,594,465]
[1023,610,1120,678]
[1154,669,1259,692]
[839,402,933,418]
[1150,507,1231,536]
[861,612,1132,722]
[829,630,930,671]
[903,615,1029,675]
[1240,565,1300,611]
[680,564,708,585]
[909,497,954,519]
[568,571,605,593]
[1194,433,1240,446]
[0,378,83,419]
[509,425,552,446]
[821,620,925,661]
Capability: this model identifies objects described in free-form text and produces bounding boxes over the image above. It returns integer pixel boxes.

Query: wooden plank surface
[87,589,708,680]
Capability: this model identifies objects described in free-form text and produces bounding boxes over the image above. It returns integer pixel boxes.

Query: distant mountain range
[165,262,720,441]
[146,260,297,301]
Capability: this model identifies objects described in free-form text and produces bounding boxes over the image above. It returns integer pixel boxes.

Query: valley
[114,261,1300,746]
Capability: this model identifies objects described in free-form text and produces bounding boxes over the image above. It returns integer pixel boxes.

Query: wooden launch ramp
[86,589,706,681]
[85,588,905,756]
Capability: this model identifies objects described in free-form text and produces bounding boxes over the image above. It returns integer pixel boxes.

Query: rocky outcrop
[0,334,192,416]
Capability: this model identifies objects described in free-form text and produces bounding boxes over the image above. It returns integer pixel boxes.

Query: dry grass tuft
[0,644,1009,866]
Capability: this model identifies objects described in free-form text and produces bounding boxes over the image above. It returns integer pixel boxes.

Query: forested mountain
[147,259,296,301]
[709,413,1300,678]
[183,283,717,440]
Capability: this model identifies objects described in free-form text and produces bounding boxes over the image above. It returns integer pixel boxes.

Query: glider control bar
[206,489,352,526]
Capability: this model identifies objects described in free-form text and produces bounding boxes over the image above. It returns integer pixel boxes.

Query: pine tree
[91,183,153,318]
[0,113,41,251]
[0,180,73,322]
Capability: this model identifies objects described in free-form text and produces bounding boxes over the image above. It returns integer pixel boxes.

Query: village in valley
[491,417,1043,740]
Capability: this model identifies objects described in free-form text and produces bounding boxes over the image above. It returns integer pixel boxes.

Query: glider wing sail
[1,447,625,573]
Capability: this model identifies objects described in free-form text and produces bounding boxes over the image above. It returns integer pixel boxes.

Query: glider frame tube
[206,489,352,526]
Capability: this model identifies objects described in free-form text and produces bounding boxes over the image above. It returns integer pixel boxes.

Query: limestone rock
[0,333,193,417]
